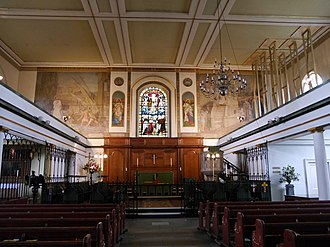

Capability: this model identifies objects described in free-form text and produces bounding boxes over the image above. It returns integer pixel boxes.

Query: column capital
[309,127,324,133]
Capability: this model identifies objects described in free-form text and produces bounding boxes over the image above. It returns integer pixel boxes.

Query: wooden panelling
[103,137,203,183]
[104,137,130,147]
[180,149,202,181]
[103,149,128,182]
[178,137,204,147]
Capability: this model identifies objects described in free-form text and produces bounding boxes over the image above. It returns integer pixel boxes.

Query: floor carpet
[120,217,218,247]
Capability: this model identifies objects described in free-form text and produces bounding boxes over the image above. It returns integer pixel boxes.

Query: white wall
[268,132,330,201]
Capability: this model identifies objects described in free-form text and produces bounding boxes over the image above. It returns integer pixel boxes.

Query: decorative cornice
[0,126,9,132]
[309,127,324,133]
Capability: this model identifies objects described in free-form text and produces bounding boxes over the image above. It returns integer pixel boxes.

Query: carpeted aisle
[120,217,218,247]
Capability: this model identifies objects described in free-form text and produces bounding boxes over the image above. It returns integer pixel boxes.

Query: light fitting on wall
[199,0,247,100]
[267,116,281,125]
[0,75,3,81]
[94,154,108,159]
[63,115,71,122]
[200,151,223,181]
[237,115,245,122]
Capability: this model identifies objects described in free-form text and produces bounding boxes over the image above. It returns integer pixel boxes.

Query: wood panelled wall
[103,137,204,183]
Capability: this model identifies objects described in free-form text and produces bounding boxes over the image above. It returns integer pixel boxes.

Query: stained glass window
[138,86,168,137]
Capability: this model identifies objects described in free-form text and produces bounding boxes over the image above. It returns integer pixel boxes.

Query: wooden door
[103,149,126,183]
[180,149,201,181]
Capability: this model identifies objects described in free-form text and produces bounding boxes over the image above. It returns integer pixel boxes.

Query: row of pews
[0,202,126,247]
[198,200,330,247]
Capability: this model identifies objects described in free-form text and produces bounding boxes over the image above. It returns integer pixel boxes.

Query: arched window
[302,71,323,93]
[138,86,168,137]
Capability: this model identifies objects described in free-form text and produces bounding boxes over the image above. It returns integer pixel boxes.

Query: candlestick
[137,157,139,167]
[170,158,173,167]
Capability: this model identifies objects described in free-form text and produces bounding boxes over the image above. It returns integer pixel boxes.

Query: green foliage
[279,165,300,184]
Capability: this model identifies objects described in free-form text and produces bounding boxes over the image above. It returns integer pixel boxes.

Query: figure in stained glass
[138,86,168,137]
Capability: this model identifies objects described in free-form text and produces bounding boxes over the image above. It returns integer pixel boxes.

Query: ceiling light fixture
[200,0,247,100]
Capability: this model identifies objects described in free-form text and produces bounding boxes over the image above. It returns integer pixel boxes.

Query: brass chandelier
[200,0,247,100]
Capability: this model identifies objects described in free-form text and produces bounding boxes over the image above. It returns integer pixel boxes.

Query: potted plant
[279,165,300,195]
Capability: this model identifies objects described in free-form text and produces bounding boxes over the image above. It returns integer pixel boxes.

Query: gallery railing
[0,176,29,200]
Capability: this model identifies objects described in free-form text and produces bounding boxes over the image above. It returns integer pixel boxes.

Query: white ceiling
[0,0,329,69]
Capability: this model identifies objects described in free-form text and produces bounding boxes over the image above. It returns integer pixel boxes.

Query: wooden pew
[279,229,330,247]
[210,201,330,237]
[198,200,330,234]
[220,206,330,247]
[0,222,105,247]
[198,200,216,233]
[197,202,206,231]
[0,202,126,236]
[0,233,92,246]
[0,206,122,245]
[0,213,114,247]
[252,219,330,247]
[235,212,330,247]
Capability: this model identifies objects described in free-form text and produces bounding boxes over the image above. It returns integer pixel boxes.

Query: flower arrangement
[279,165,300,184]
[83,159,101,174]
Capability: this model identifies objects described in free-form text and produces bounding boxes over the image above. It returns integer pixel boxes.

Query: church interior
[0,0,330,246]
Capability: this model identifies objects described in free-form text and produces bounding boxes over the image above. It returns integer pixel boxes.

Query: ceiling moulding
[0,49,20,70]
[36,67,111,72]
[33,67,254,73]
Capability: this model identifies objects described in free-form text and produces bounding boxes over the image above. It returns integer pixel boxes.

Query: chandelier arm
[216,0,223,63]
[199,0,248,100]
[223,18,241,75]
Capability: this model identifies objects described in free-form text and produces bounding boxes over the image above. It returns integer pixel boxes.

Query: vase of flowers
[83,159,101,174]
[279,165,300,196]
[83,159,101,185]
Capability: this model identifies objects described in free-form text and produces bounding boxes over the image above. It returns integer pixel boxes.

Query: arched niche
[130,75,177,137]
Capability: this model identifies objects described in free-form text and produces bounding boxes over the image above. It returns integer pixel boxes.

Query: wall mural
[34,71,254,139]
[111,91,125,127]
[35,72,110,137]
[196,73,255,138]
[182,92,195,127]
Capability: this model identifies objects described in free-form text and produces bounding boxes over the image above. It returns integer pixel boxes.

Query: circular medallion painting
[183,78,193,87]
[114,77,124,86]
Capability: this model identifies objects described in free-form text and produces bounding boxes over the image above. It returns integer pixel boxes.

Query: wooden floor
[120,217,218,247]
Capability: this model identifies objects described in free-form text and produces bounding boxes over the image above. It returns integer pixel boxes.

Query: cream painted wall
[0,55,19,90]
[314,36,330,82]
[18,70,37,101]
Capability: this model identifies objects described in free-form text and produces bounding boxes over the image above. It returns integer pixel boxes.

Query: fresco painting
[112,91,125,127]
[35,72,110,137]
[197,73,255,138]
[182,92,195,127]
